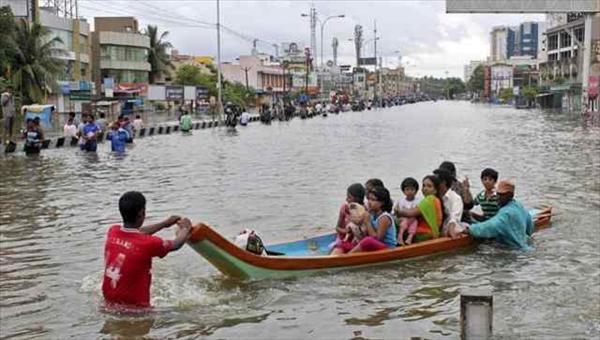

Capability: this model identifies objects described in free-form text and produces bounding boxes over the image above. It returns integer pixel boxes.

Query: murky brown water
[1,101,599,339]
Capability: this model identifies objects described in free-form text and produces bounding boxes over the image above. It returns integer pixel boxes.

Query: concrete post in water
[460,289,493,340]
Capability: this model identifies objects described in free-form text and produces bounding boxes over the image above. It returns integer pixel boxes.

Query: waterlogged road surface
[1,101,599,339]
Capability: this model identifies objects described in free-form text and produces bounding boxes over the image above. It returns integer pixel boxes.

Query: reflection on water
[1,102,599,339]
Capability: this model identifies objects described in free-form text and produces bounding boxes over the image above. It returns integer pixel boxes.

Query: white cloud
[79,0,545,78]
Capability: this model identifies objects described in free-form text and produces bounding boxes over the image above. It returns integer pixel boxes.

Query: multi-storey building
[91,17,150,95]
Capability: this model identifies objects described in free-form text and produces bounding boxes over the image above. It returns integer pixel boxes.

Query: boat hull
[187,208,552,280]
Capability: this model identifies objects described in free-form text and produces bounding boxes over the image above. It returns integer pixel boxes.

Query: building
[490,64,513,96]
[91,17,151,95]
[155,50,214,84]
[491,22,541,62]
[379,67,406,97]
[221,55,291,104]
[464,60,484,82]
[538,14,586,111]
[490,26,510,61]
[1,0,93,112]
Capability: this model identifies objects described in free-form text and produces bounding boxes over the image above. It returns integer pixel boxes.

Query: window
[548,34,558,50]
[560,51,571,60]
[548,53,558,61]
[101,45,148,62]
[574,28,584,43]
[560,32,571,48]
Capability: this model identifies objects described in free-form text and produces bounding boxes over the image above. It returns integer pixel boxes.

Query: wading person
[102,191,192,308]
[80,115,100,152]
[449,180,534,251]
[23,118,44,155]
[2,86,16,143]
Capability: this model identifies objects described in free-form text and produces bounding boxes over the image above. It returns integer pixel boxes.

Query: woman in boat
[348,185,397,253]
[330,183,366,254]
[396,175,443,242]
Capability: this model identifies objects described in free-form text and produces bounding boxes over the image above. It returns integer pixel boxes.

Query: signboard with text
[165,86,184,100]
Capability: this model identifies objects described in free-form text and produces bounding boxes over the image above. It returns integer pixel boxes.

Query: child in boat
[396,175,443,242]
[330,183,366,255]
[471,168,500,221]
[394,177,421,245]
[343,203,368,245]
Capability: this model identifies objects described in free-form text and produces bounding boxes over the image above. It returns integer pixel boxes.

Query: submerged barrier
[1,110,345,155]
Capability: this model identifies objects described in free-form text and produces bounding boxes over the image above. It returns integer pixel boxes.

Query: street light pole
[216,0,223,120]
[319,15,345,67]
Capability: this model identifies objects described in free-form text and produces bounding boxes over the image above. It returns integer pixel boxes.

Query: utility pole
[241,66,252,91]
[373,20,378,106]
[310,5,317,70]
[216,0,223,120]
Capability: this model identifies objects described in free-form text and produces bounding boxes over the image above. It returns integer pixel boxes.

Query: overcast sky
[78,0,544,78]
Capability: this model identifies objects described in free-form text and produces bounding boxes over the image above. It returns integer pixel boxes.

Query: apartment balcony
[98,31,150,48]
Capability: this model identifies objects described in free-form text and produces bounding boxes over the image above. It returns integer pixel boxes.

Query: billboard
[359,57,377,66]
[446,0,599,13]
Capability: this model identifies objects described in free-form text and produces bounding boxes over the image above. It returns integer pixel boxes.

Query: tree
[174,64,217,96]
[499,88,514,103]
[467,65,484,93]
[0,6,17,80]
[223,81,255,107]
[11,20,64,104]
[521,85,538,106]
[145,25,173,84]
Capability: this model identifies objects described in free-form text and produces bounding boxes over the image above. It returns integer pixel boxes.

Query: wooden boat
[187,207,553,280]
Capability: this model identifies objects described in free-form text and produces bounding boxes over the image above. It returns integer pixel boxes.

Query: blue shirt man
[80,117,100,152]
[107,125,130,153]
[451,180,534,250]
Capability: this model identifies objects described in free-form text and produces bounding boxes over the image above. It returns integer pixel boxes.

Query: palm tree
[145,25,173,84]
[12,20,64,104]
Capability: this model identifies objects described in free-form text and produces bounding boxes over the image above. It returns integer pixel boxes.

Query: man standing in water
[2,86,16,143]
[102,191,192,308]
[449,180,534,250]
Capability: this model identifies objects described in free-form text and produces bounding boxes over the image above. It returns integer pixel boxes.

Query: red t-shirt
[102,225,173,307]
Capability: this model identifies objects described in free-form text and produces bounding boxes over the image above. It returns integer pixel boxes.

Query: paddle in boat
[187,207,553,280]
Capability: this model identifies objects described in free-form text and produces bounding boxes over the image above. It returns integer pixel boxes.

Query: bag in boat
[234,229,267,256]
[234,229,285,256]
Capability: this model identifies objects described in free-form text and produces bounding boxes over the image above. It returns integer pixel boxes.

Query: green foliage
[554,76,566,85]
[145,25,173,84]
[11,20,65,104]
[223,81,255,107]
[467,65,484,92]
[499,88,514,103]
[174,64,217,97]
[0,6,17,77]
[521,85,539,102]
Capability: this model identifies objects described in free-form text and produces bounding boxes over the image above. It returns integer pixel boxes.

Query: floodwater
[1,101,599,339]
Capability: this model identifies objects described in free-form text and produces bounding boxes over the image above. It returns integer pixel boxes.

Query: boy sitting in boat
[471,168,500,221]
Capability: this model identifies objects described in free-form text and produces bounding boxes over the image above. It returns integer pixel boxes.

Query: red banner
[589,76,599,99]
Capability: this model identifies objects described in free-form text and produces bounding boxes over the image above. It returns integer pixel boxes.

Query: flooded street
[1,101,599,339]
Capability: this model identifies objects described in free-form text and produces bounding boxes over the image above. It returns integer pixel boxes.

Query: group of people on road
[62,113,142,153]
[331,161,536,255]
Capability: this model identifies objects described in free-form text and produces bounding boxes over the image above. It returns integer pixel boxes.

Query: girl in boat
[330,183,366,254]
[347,185,397,253]
[396,175,443,242]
